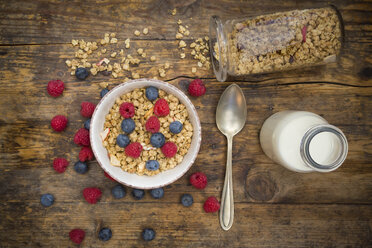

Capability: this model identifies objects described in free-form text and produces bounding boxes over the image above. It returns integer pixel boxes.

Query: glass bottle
[209,6,344,82]
[259,111,348,173]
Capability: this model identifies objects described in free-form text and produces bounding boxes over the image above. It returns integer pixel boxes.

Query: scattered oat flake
[99,82,109,89]
[171,8,177,15]
[143,28,149,35]
[150,56,156,62]
[134,30,141,36]
[192,67,197,73]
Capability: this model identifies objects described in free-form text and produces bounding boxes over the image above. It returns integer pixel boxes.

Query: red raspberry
[79,146,94,162]
[69,229,85,244]
[47,80,64,97]
[125,142,143,158]
[104,171,116,182]
[203,196,220,213]
[80,102,96,118]
[119,102,135,118]
[154,99,169,117]
[301,26,307,43]
[145,116,160,133]
[50,115,68,132]
[161,142,177,158]
[53,158,69,173]
[188,79,206,97]
[83,187,102,204]
[74,128,90,146]
[189,172,208,189]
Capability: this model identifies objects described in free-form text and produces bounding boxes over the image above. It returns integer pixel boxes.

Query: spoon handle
[220,135,234,231]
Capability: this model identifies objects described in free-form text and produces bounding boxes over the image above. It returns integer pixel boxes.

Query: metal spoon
[216,84,247,231]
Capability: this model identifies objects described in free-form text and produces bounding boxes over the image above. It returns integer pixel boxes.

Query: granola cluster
[102,88,193,176]
[215,7,342,75]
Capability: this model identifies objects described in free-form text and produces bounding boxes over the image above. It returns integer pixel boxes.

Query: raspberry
[188,79,206,97]
[203,196,220,213]
[79,146,94,162]
[80,102,96,118]
[145,116,160,133]
[104,171,116,182]
[69,229,85,244]
[154,99,169,117]
[161,142,177,158]
[189,172,207,189]
[83,187,102,204]
[47,80,64,97]
[125,142,143,158]
[50,115,68,132]
[74,128,90,146]
[53,158,69,173]
[301,26,307,43]
[119,102,135,118]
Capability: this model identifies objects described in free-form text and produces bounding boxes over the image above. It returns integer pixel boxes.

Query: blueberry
[150,188,164,199]
[74,161,88,174]
[132,189,145,200]
[116,134,130,148]
[98,228,112,241]
[111,185,126,199]
[146,160,160,171]
[145,86,159,101]
[121,119,135,134]
[84,119,91,130]
[150,132,165,148]
[100,88,109,98]
[169,121,183,134]
[142,228,156,241]
[40,193,54,207]
[75,67,89,80]
[181,194,193,207]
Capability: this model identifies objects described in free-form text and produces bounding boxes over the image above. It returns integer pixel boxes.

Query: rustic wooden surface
[0,0,371,247]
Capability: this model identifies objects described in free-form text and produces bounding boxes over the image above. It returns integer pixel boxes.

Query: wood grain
[0,0,371,247]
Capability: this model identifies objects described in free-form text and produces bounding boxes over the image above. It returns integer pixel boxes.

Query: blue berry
[150,132,165,148]
[98,228,112,241]
[169,121,183,134]
[181,194,193,207]
[111,185,126,199]
[116,134,130,148]
[40,193,54,207]
[121,119,135,134]
[132,189,145,200]
[145,86,159,101]
[100,88,109,98]
[150,188,164,199]
[142,228,156,241]
[75,67,89,80]
[84,119,91,130]
[146,160,160,171]
[74,161,88,174]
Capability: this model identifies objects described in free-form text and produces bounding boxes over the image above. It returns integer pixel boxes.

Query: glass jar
[209,6,344,82]
[259,111,348,173]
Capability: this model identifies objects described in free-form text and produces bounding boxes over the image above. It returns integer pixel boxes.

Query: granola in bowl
[101,86,193,176]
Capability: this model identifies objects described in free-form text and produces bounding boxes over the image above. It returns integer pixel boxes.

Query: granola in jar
[210,7,343,81]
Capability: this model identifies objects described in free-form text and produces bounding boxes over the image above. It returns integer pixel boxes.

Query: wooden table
[1,0,371,247]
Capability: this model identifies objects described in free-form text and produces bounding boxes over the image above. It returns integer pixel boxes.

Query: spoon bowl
[216,84,247,231]
[216,85,247,136]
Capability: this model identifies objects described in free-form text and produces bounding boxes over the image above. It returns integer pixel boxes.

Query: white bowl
[90,79,202,189]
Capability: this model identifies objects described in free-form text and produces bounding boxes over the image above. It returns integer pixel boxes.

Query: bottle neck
[300,124,348,172]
